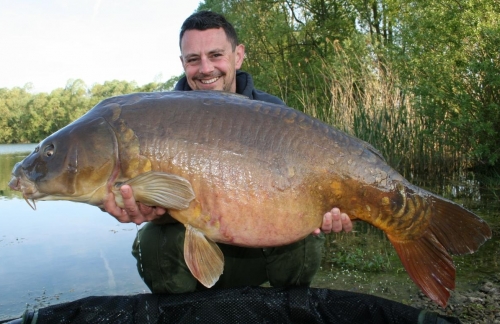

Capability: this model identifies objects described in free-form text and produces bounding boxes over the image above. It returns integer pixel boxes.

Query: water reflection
[0,147,147,321]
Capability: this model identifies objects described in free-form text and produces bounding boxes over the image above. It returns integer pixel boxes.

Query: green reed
[276,39,467,178]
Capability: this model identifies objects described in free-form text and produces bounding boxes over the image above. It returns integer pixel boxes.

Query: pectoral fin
[184,224,224,288]
[114,171,195,210]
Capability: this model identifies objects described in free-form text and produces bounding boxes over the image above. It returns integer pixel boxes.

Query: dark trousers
[132,222,325,293]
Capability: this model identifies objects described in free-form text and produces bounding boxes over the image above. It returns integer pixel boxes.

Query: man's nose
[199,56,214,74]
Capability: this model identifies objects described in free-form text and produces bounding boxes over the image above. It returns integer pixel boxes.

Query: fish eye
[43,144,55,157]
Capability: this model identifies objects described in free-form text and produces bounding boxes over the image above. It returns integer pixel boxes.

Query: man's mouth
[199,77,220,84]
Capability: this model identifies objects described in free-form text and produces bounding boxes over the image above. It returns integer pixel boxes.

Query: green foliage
[160,75,183,91]
[324,226,397,273]
[0,79,167,144]
[200,0,500,172]
[331,247,389,272]
[394,0,500,167]
[0,86,34,143]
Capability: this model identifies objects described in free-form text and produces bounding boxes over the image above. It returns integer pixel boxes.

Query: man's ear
[235,44,245,69]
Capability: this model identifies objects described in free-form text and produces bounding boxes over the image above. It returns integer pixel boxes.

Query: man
[104,11,352,294]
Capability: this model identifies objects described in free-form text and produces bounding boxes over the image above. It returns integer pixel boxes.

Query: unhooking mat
[7,286,460,324]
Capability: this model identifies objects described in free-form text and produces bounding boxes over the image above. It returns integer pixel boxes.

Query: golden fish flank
[9,90,491,308]
[330,181,342,200]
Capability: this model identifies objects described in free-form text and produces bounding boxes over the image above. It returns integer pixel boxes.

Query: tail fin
[387,196,491,308]
[427,196,491,255]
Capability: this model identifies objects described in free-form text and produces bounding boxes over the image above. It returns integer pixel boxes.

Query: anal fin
[184,224,224,288]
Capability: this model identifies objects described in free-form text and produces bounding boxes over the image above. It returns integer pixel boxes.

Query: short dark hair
[179,11,239,50]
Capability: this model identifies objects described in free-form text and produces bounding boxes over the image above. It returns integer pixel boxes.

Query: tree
[0,86,33,143]
[394,0,500,166]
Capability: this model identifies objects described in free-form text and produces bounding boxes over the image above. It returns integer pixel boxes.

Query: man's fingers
[139,204,162,222]
[119,185,134,199]
[120,185,137,210]
[320,212,332,234]
[330,208,343,233]
[103,191,117,214]
[119,185,145,224]
[341,213,353,233]
[139,204,154,215]
[155,207,167,216]
[103,191,131,223]
[322,208,353,234]
[312,228,322,236]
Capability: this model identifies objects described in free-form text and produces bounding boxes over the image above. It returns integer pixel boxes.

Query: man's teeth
[200,77,219,84]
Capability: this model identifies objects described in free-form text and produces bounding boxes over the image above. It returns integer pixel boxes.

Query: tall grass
[275,39,467,177]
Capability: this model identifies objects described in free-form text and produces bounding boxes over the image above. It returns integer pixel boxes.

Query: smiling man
[174,12,285,105]
[104,11,352,294]
[179,27,242,92]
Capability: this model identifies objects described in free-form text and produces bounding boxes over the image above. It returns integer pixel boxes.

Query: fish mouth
[8,175,20,191]
[9,175,40,210]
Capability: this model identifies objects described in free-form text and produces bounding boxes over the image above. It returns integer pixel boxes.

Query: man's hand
[312,207,353,235]
[103,185,168,225]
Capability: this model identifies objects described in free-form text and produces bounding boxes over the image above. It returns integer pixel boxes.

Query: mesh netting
[12,286,460,324]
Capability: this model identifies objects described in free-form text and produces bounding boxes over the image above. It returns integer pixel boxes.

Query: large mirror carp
[9,91,491,307]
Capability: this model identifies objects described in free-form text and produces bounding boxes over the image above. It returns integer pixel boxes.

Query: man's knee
[265,234,325,287]
[132,222,198,293]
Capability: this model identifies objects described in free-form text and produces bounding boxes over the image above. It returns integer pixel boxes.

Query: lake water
[1,144,498,321]
[0,144,148,322]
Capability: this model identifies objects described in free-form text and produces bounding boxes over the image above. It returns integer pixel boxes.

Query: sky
[0,0,202,93]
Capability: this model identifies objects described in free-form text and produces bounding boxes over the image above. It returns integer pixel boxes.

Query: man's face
[180,28,245,93]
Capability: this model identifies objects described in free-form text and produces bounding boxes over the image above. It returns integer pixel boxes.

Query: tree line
[0,78,178,145]
[1,0,499,175]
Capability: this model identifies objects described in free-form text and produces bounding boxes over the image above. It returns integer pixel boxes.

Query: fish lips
[9,164,41,199]
[8,175,20,191]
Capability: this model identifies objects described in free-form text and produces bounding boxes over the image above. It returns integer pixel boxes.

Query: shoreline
[410,274,500,324]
